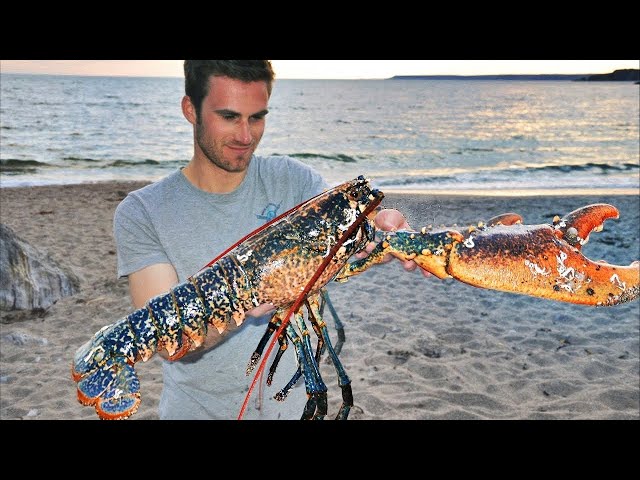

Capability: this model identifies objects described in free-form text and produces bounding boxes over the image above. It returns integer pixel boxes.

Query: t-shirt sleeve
[309,169,329,196]
[290,159,329,203]
[113,194,171,278]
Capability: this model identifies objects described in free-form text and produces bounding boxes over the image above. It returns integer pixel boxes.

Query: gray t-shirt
[113,155,328,419]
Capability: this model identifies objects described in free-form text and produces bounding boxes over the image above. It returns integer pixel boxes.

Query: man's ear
[182,95,197,125]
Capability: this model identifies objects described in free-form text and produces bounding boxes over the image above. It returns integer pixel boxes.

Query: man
[114,60,423,419]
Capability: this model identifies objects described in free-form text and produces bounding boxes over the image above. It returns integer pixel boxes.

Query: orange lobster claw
[339,204,639,307]
[447,204,639,306]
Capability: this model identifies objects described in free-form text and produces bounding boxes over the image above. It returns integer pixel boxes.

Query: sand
[0,182,638,420]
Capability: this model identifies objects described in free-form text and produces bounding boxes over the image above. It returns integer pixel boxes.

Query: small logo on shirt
[256,202,282,222]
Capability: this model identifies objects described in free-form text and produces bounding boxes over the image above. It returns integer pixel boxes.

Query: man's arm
[128,264,180,360]
[128,263,178,309]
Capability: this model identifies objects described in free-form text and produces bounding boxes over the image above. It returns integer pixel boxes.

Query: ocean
[1,74,638,194]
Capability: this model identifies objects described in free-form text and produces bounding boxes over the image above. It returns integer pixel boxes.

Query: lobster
[71,175,639,420]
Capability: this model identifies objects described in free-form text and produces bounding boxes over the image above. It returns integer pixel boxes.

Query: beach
[0,181,638,420]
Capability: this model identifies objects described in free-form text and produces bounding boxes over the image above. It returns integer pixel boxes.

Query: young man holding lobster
[112,60,426,419]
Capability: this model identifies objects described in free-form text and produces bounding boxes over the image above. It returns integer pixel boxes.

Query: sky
[1,60,638,79]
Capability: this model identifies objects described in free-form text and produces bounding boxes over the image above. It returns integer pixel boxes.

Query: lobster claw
[447,204,639,306]
[407,211,525,279]
[338,203,638,307]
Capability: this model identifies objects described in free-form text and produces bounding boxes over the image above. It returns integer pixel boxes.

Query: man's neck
[182,157,248,194]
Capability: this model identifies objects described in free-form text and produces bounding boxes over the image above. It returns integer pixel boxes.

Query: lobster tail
[76,356,141,419]
[72,317,143,419]
[72,286,204,419]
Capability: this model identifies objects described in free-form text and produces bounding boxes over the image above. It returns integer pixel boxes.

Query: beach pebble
[1,332,49,346]
[553,313,575,323]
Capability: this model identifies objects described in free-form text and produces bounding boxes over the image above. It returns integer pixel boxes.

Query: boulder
[0,223,80,311]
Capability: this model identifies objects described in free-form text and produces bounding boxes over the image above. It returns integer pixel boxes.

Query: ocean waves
[280,152,358,163]
[1,75,638,193]
[2,154,638,193]
[369,161,640,192]
[0,157,181,186]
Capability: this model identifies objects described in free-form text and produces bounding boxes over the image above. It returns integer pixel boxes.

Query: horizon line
[0,71,627,80]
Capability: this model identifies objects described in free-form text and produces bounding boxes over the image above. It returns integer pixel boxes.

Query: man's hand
[356,208,432,278]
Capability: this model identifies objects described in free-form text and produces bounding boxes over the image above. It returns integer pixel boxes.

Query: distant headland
[389,69,639,82]
[573,69,639,81]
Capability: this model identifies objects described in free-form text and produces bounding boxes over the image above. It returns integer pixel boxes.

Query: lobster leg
[319,288,346,356]
[283,308,328,420]
[249,304,328,416]
[270,291,352,417]
[273,293,353,419]
[274,367,303,402]
[246,310,283,378]
[306,293,353,420]
[294,305,329,419]
[269,303,327,403]
[267,332,291,387]
[247,308,302,397]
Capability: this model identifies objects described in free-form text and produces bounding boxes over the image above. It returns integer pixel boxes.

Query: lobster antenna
[237,191,384,419]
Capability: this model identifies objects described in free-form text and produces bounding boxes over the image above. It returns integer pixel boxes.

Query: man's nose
[235,120,252,144]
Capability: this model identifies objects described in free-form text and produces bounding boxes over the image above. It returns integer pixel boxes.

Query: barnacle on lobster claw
[338,203,639,307]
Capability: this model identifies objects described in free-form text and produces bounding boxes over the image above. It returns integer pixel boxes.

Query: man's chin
[213,156,253,173]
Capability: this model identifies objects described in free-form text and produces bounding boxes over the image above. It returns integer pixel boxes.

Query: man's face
[192,76,269,173]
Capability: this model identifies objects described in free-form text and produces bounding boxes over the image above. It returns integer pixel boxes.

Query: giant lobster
[71,176,639,420]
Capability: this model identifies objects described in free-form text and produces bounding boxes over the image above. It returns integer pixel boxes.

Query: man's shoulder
[251,155,327,201]
[254,153,312,166]
[132,170,183,197]
[253,154,321,178]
